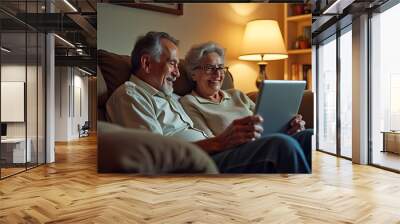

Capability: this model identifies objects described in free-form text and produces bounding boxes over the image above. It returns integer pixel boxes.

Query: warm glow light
[229,4,259,16]
[239,20,288,61]
[238,54,288,61]
[229,60,259,92]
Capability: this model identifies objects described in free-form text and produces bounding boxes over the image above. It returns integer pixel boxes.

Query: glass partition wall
[370,2,400,171]
[0,31,27,177]
[316,25,353,159]
[315,0,399,172]
[0,2,46,179]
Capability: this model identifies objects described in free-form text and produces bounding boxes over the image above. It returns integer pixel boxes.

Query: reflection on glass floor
[0,167,25,177]
[341,146,352,159]
[372,150,400,171]
[0,162,39,178]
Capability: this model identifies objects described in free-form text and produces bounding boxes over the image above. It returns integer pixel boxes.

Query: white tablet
[255,80,306,136]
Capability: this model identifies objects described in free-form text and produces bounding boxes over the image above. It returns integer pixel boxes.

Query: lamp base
[256,62,268,89]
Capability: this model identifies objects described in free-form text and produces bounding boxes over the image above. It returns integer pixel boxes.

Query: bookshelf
[288,49,312,55]
[283,3,312,90]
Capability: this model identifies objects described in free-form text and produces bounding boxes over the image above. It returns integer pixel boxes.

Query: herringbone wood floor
[1,135,400,224]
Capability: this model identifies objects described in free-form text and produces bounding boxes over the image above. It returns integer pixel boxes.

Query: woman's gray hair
[184,42,225,80]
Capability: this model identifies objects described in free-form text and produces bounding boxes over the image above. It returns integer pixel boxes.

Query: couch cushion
[298,90,314,129]
[97,65,108,106]
[174,60,195,96]
[97,65,108,121]
[98,50,132,97]
[98,121,218,174]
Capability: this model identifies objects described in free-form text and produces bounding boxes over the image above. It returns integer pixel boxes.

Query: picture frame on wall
[110,2,183,15]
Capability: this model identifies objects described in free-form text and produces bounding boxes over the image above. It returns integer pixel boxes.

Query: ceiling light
[322,0,355,15]
[1,47,11,53]
[54,34,75,48]
[76,49,84,55]
[78,67,93,76]
[63,0,78,12]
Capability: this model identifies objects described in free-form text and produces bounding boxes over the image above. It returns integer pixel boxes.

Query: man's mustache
[166,76,176,82]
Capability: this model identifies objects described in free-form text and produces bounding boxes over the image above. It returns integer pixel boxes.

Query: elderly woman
[180,42,312,166]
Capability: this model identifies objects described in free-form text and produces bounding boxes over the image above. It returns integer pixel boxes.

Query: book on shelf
[290,63,312,90]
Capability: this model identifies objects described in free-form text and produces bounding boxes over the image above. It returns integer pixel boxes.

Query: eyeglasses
[194,64,228,74]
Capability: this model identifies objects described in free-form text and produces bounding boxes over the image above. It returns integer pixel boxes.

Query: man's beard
[162,76,175,96]
[161,83,174,96]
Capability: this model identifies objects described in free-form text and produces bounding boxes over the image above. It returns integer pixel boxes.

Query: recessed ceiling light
[323,0,354,15]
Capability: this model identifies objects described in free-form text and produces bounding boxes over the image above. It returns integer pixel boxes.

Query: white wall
[55,67,69,141]
[54,67,89,141]
[98,3,285,93]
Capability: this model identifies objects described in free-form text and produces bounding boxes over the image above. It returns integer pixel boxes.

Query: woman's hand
[287,114,306,135]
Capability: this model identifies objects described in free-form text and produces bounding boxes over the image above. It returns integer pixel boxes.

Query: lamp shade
[239,20,288,61]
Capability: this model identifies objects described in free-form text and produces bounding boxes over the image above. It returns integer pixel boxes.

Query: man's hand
[194,115,263,154]
[214,115,264,150]
[287,114,306,135]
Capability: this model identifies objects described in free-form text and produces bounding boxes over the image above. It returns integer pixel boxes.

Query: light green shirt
[106,75,208,142]
[180,89,255,137]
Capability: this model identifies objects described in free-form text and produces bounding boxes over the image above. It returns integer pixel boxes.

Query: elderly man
[106,31,310,173]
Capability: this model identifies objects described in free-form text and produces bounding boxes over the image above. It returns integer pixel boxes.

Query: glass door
[317,35,337,155]
[370,2,400,171]
[339,26,352,159]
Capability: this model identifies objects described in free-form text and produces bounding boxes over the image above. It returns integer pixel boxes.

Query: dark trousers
[211,129,313,173]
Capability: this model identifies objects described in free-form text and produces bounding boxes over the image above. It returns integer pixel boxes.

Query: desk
[381,131,400,154]
[1,138,31,163]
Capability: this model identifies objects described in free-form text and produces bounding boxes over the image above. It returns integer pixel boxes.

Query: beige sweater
[180,89,255,137]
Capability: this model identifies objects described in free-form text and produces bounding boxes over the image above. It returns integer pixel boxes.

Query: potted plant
[293,4,305,15]
[297,36,310,49]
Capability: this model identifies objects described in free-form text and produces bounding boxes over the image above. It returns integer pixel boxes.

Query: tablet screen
[255,80,306,135]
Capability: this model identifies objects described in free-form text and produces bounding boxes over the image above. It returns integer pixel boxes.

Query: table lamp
[239,20,288,88]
